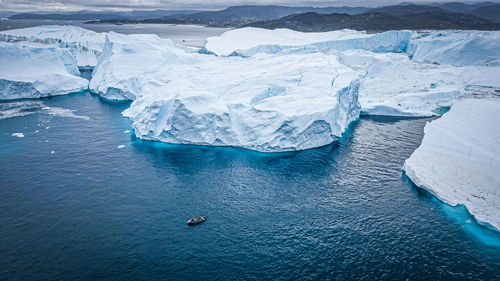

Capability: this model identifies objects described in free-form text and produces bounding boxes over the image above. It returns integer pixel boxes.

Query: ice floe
[0,42,88,100]
[403,99,500,232]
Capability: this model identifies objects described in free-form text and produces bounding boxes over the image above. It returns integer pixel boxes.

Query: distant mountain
[86,5,370,26]
[0,11,17,18]
[247,6,500,32]
[163,5,369,21]
[432,2,500,23]
[8,10,199,21]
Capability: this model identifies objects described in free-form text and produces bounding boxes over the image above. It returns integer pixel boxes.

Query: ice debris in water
[11,133,24,138]
[0,100,90,120]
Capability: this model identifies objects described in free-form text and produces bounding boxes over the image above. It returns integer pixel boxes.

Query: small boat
[187,216,206,226]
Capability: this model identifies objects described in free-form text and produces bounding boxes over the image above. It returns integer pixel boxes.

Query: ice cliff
[204,28,500,116]
[204,27,412,57]
[403,99,500,232]
[408,30,500,67]
[90,33,361,152]
[336,50,499,116]
[0,42,89,100]
[0,25,106,69]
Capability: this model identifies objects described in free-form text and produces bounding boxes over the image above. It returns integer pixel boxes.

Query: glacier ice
[0,25,197,69]
[89,33,194,100]
[90,33,361,152]
[0,25,106,69]
[336,49,500,116]
[205,27,500,116]
[1,25,499,153]
[204,27,412,57]
[408,30,500,67]
[403,99,500,232]
[0,42,89,100]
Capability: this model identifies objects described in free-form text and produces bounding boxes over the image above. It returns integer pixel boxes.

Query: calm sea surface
[0,93,499,280]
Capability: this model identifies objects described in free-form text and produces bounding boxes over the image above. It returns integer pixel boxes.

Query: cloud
[0,0,493,11]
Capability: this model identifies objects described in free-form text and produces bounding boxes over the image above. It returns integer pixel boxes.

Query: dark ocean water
[0,93,499,280]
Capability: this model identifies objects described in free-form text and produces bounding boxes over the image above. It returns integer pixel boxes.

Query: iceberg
[0,25,106,69]
[337,50,500,116]
[204,27,412,57]
[204,27,499,116]
[403,99,500,232]
[90,33,361,152]
[408,30,500,67]
[89,33,196,100]
[0,42,89,100]
[0,25,198,69]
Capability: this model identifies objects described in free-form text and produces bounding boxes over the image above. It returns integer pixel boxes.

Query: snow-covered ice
[336,49,500,116]
[204,27,412,57]
[0,25,106,68]
[0,42,89,100]
[89,33,193,100]
[408,30,500,67]
[0,25,197,69]
[89,33,361,152]
[204,28,499,116]
[11,133,24,138]
[403,99,500,232]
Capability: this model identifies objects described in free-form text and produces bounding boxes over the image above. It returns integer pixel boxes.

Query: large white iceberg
[0,25,106,69]
[0,42,89,100]
[408,30,500,67]
[204,27,412,57]
[403,99,500,232]
[90,33,361,152]
[204,28,500,116]
[0,25,197,69]
[336,49,500,116]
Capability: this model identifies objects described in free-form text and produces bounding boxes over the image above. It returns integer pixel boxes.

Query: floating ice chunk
[51,150,55,154]
[11,133,24,138]
[204,27,412,57]
[408,30,500,66]
[0,25,106,68]
[0,42,88,100]
[89,33,194,100]
[90,32,361,152]
[403,99,500,232]
[0,25,196,69]
[117,145,125,149]
[337,50,500,116]
[123,130,130,133]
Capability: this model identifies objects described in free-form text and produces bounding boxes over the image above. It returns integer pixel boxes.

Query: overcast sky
[0,0,495,11]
